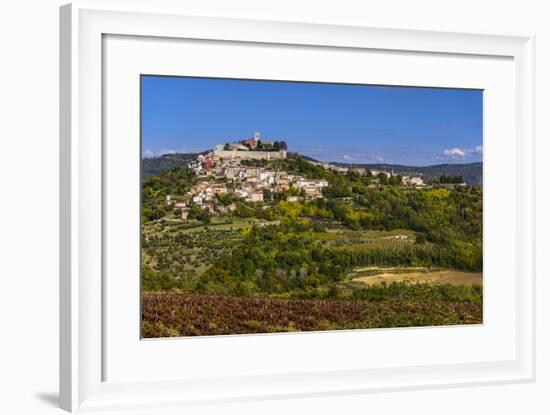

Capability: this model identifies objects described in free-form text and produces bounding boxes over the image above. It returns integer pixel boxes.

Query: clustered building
[212,132,287,161]
[402,176,425,186]
[184,165,328,211]
[307,160,425,186]
[176,133,424,218]
[175,133,326,216]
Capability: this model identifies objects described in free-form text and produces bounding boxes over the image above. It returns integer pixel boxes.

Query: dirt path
[353,269,482,286]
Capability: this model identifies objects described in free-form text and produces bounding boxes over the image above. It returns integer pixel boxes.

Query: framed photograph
[139,76,484,338]
[60,2,535,412]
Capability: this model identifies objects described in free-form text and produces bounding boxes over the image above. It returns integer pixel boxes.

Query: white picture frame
[60,1,535,412]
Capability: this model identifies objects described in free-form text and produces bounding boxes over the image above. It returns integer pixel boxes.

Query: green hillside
[142,152,200,177]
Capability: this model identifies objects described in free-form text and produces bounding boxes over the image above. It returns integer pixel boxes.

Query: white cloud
[142,149,155,158]
[443,148,466,159]
[442,145,483,160]
[296,147,385,164]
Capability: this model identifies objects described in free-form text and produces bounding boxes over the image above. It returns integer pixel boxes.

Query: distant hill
[142,152,200,177]
[333,162,483,185]
[142,152,482,185]
[417,162,482,185]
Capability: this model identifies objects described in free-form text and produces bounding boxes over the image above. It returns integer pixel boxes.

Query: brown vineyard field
[141,293,483,337]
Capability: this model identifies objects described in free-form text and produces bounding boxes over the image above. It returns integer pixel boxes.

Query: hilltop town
[166,132,427,219]
[141,132,483,337]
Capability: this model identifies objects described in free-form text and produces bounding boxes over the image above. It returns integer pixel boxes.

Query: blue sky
[141,76,483,166]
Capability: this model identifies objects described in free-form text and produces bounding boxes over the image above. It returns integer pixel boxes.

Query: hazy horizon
[142,147,482,168]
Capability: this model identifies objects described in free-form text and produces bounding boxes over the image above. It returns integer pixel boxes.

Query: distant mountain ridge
[143,152,482,185]
[142,152,201,177]
[331,161,483,185]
